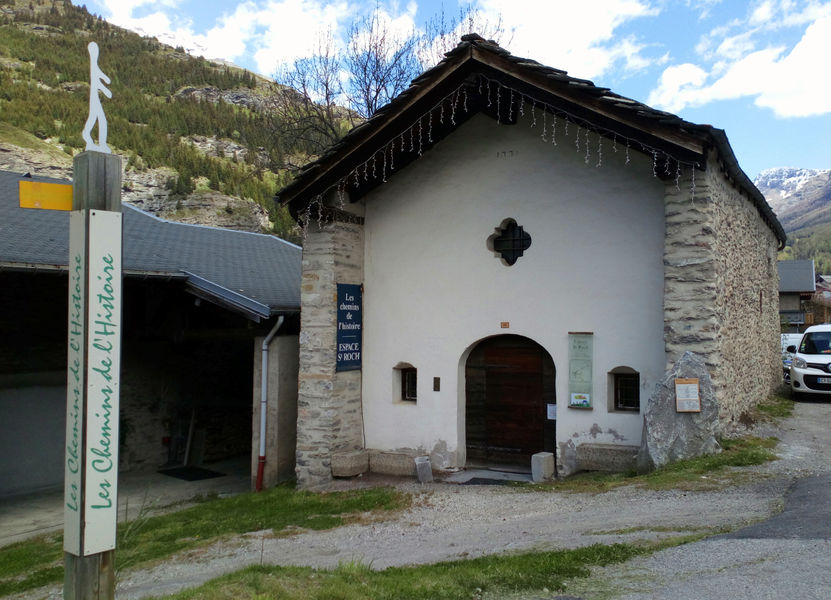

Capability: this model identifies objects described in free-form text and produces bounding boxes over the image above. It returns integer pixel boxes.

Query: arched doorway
[465,335,556,466]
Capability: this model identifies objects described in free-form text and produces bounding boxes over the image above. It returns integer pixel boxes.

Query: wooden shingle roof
[278,34,785,247]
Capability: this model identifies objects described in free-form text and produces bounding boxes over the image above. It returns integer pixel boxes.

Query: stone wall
[663,154,780,425]
[119,343,178,472]
[296,216,365,488]
[708,157,781,421]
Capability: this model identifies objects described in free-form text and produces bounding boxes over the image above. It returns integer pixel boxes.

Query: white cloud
[749,0,776,25]
[753,13,831,116]
[650,3,831,117]
[473,0,660,79]
[88,0,354,75]
[250,0,352,74]
[647,62,709,112]
[687,0,724,20]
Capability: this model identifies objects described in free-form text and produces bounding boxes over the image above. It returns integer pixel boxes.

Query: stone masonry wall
[663,153,780,425]
[708,158,781,421]
[296,219,364,488]
[663,165,720,372]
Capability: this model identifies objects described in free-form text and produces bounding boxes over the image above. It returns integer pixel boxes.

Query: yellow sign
[19,180,73,211]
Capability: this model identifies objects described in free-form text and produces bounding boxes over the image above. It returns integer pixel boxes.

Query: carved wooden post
[63,150,122,600]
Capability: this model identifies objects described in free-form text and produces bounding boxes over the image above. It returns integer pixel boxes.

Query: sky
[78,0,831,180]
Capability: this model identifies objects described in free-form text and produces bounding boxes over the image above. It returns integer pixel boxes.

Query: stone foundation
[331,449,369,477]
[576,443,639,473]
[369,451,418,476]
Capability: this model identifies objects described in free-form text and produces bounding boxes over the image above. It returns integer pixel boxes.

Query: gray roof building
[0,170,300,321]
[778,259,816,294]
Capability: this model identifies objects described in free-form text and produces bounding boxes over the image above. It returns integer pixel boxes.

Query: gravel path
[537,399,831,600]
[17,400,831,600]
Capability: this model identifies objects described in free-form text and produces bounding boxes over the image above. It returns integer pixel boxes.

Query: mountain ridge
[754,167,831,273]
[0,0,302,241]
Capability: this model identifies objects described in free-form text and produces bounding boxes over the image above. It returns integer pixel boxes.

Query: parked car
[781,333,803,384]
[788,324,831,397]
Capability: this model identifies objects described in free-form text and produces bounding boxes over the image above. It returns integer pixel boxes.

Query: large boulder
[637,351,720,472]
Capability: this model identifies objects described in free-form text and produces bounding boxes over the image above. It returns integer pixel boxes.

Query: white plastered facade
[359,111,666,471]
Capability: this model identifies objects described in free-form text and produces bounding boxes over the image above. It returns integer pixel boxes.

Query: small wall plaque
[675,378,701,412]
[500,322,510,329]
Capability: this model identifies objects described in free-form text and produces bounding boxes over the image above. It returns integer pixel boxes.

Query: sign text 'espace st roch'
[336,283,362,371]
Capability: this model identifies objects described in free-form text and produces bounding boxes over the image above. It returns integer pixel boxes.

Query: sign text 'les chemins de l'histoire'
[64,210,122,556]
[336,284,362,371]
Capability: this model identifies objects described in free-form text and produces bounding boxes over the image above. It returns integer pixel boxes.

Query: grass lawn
[528,435,778,494]
[755,388,795,420]
[0,485,408,597]
[153,540,694,600]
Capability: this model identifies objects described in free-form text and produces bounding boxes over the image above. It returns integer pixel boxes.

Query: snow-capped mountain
[754,167,831,233]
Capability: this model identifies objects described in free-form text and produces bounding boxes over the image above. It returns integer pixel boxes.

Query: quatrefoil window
[488,218,532,266]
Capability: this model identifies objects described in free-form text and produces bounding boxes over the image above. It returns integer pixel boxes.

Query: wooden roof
[278,34,786,247]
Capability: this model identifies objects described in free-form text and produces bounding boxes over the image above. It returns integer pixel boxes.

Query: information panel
[568,332,593,408]
[336,283,362,372]
[675,378,702,413]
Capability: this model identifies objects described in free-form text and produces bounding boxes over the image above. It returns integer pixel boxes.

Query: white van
[788,324,831,397]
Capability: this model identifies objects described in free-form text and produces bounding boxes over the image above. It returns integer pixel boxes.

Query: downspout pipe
[256,315,284,492]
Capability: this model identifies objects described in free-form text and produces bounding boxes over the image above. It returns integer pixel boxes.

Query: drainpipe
[256,315,284,492]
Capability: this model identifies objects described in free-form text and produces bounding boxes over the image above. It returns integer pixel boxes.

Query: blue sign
[336,283,362,371]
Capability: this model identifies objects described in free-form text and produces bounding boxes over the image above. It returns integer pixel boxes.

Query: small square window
[614,372,640,411]
[401,368,417,402]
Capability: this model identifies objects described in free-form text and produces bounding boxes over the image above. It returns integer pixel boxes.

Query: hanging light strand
[299,74,702,233]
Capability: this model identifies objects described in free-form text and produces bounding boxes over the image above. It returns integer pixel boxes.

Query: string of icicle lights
[300,73,700,233]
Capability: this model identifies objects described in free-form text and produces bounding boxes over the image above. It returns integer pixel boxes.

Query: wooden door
[466,336,554,465]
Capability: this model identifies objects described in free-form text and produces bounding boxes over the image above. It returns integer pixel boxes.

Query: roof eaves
[279,45,474,208]
[705,127,787,248]
[277,35,785,247]
[182,270,273,322]
[468,44,709,157]
[0,261,66,273]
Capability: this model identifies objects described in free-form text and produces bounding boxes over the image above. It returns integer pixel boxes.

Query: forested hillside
[756,168,831,274]
[0,0,304,240]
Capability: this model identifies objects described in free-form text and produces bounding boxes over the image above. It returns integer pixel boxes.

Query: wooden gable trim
[282,49,474,206]
[470,46,708,158]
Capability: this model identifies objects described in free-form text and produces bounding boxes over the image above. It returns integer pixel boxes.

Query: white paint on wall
[360,112,666,467]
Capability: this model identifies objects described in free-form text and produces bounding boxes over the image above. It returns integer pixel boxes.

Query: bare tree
[271,4,509,169]
[344,9,420,119]
[270,31,353,165]
[417,4,510,70]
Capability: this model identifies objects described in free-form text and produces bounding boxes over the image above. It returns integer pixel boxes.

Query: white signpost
[64,211,122,556]
[63,40,121,600]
